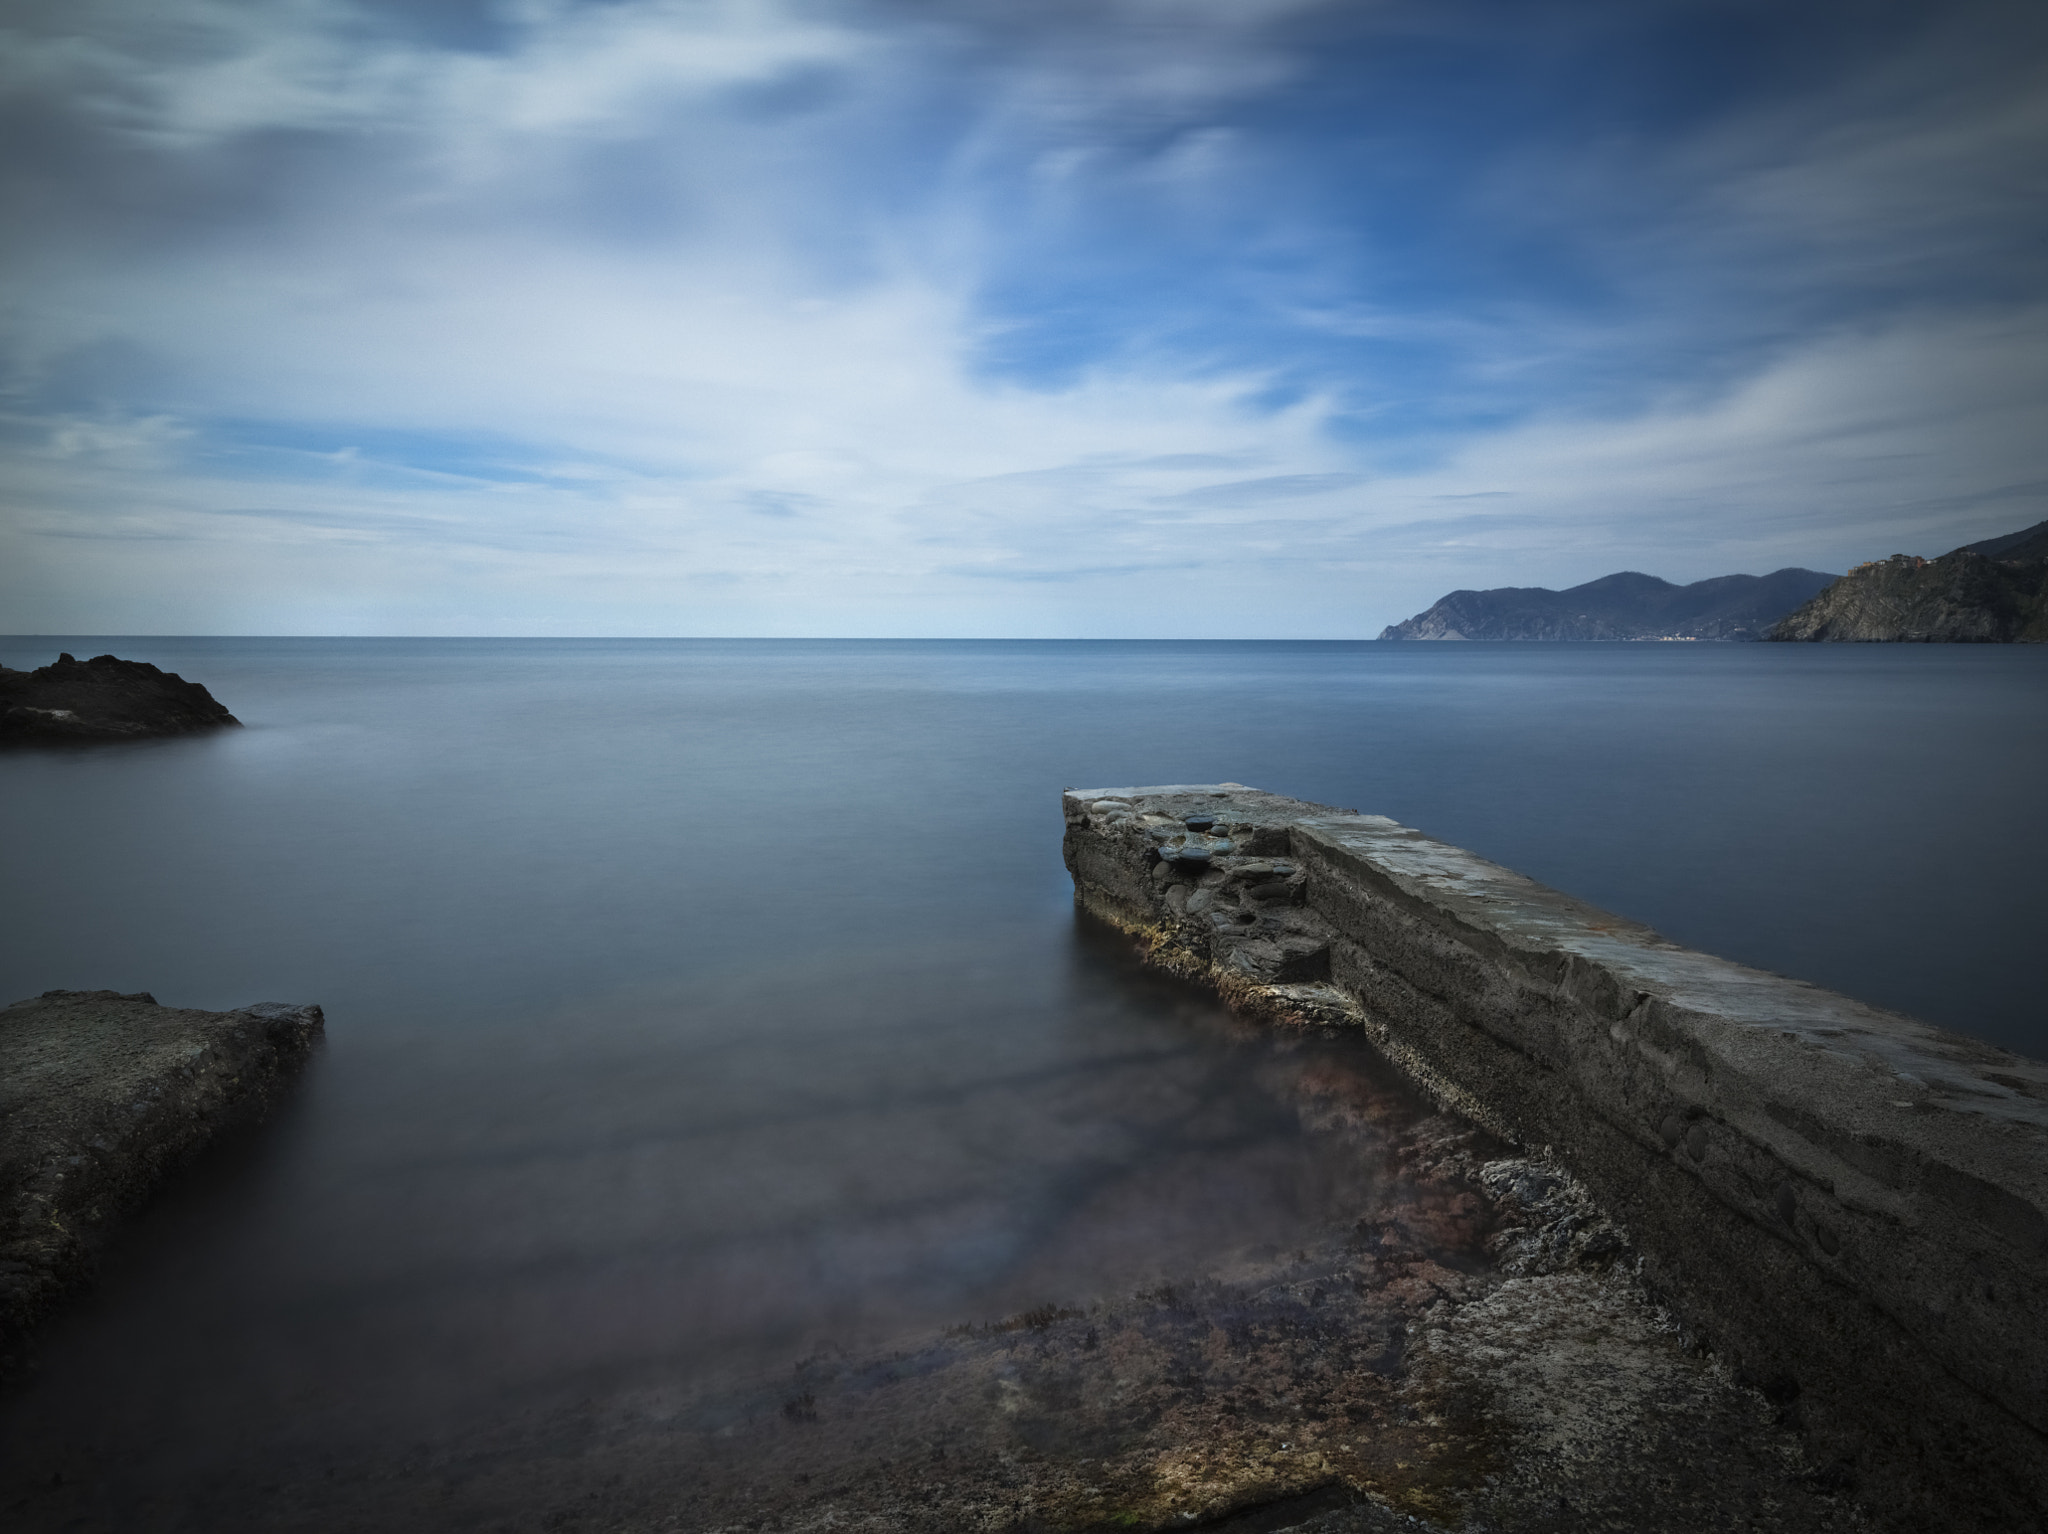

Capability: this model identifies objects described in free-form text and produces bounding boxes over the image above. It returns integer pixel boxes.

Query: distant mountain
[1379,568,1838,642]
[1769,520,2048,643]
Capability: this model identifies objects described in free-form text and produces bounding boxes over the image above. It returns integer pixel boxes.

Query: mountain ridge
[1380,567,1838,641]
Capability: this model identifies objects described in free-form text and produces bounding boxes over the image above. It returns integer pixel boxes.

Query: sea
[1,637,2043,1525]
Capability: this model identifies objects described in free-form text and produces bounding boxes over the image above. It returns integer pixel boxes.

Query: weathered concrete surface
[1063,785,2048,1533]
[0,990,323,1375]
[0,653,241,741]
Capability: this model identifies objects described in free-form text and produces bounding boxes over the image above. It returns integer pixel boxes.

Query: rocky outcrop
[0,652,241,741]
[1064,785,2048,1534]
[0,990,323,1375]
[1769,520,2048,642]
[1381,567,1837,641]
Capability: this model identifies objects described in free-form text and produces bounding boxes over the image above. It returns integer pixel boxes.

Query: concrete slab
[0,989,322,1375]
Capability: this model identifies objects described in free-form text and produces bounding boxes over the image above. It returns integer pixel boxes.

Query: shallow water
[1,638,2043,1522]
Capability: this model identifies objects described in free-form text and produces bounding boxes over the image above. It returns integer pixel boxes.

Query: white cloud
[2,0,2044,635]
[1333,308,2048,594]
[7,305,2041,635]
[0,0,866,144]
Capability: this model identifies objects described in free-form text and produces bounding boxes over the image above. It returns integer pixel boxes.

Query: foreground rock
[1769,519,2048,641]
[1063,785,2048,1534]
[0,990,323,1376]
[1380,567,1836,641]
[0,653,241,741]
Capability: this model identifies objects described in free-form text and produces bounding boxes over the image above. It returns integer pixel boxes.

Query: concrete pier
[0,989,323,1376]
[1064,784,2048,1532]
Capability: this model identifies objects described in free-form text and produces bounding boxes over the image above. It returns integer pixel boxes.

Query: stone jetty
[1063,783,2048,1533]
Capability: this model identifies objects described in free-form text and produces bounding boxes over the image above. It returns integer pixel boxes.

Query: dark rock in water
[0,990,322,1376]
[1769,519,2048,642]
[1381,567,1838,641]
[0,652,241,742]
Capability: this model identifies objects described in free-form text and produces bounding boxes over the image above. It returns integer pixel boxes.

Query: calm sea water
[1,638,2043,1523]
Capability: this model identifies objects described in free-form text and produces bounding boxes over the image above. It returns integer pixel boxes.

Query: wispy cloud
[1,0,2043,633]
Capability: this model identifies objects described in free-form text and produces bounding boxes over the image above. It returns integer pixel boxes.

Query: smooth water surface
[1,638,2043,1522]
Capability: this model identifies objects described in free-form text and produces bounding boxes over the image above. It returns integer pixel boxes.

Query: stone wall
[1063,784,2048,1532]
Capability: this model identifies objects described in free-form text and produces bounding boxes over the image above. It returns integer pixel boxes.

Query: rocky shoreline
[0,990,323,1377]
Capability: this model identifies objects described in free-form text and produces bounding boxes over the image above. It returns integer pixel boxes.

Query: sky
[2,0,2044,637]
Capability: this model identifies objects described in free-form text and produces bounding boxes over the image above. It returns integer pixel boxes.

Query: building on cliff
[1770,519,2048,642]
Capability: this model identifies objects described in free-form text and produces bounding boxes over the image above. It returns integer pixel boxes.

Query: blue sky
[3,0,2044,635]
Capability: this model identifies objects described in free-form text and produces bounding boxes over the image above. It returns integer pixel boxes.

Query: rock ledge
[0,989,322,1374]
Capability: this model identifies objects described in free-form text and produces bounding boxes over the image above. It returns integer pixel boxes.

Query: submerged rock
[7,1058,1862,1533]
[0,652,241,741]
[661,1141,1864,1533]
[0,989,322,1376]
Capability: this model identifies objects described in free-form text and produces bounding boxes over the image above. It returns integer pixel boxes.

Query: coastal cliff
[1064,785,2048,1534]
[0,653,241,741]
[1769,520,2048,641]
[0,990,323,1376]
[1381,568,1835,641]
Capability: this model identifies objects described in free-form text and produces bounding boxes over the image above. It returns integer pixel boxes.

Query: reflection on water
[0,638,2042,1527]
